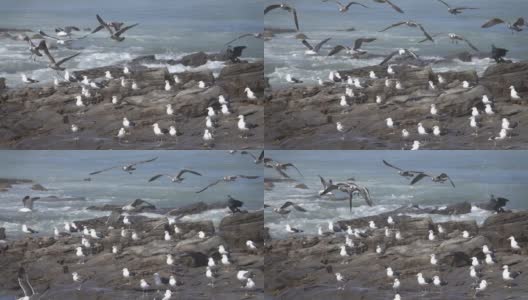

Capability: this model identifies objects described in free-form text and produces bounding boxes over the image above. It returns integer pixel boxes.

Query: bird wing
[353,37,376,50]
[56,52,81,67]
[90,24,105,34]
[348,191,353,212]
[130,157,158,167]
[282,163,303,177]
[481,18,504,28]
[274,167,291,178]
[455,7,478,10]
[96,14,114,34]
[301,40,314,51]
[240,150,257,160]
[358,186,373,206]
[196,180,222,193]
[440,173,456,188]
[513,17,525,27]
[418,24,434,42]
[379,21,407,32]
[436,0,450,8]
[38,30,61,41]
[178,169,202,178]
[115,23,139,37]
[418,33,444,43]
[384,0,404,13]
[264,4,282,14]
[410,173,430,185]
[318,175,327,189]
[237,175,260,179]
[258,150,265,161]
[379,50,399,65]
[321,184,338,195]
[39,41,56,64]
[461,36,479,52]
[345,1,369,9]
[225,33,254,46]
[382,160,403,171]
[89,165,121,175]
[148,174,167,182]
[65,26,80,32]
[328,45,347,56]
[291,8,300,31]
[314,38,332,52]
[406,49,420,59]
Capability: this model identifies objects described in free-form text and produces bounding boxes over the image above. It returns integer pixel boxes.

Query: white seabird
[485,104,494,115]
[218,95,228,105]
[376,95,382,104]
[430,254,438,265]
[21,74,38,84]
[245,87,257,100]
[401,129,409,139]
[462,81,470,88]
[482,95,492,104]
[131,81,139,90]
[112,95,119,104]
[507,236,521,250]
[203,129,214,144]
[165,80,172,91]
[502,265,521,284]
[166,104,174,115]
[221,104,231,115]
[428,80,436,90]
[346,87,354,97]
[386,118,394,129]
[369,71,377,79]
[169,126,177,137]
[417,123,428,135]
[438,75,445,84]
[395,81,403,90]
[71,124,79,133]
[471,256,480,267]
[411,140,421,150]
[369,220,377,229]
[433,126,441,137]
[198,81,206,89]
[246,240,257,250]
[430,104,438,116]
[428,230,436,241]
[75,95,85,107]
[105,71,113,80]
[510,86,520,100]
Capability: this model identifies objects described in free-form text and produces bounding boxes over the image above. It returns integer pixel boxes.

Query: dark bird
[482,17,525,33]
[264,158,303,178]
[148,169,202,183]
[318,175,334,195]
[372,0,404,14]
[380,21,434,42]
[265,201,307,215]
[491,44,509,63]
[89,157,158,175]
[225,33,264,46]
[379,48,419,65]
[410,173,455,188]
[320,181,373,211]
[92,21,125,34]
[96,14,138,41]
[226,195,244,213]
[476,194,509,213]
[196,175,260,193]
[122,199,156,212]
[39,41,80,71]
[241,150,265,164]
[436,0,478,15]
[332,1,369,13]
[382,160,421,179]
[19,196,40,212]
[328,37,377,57]
[22,36,46,60]
[225,46,247,63]
[264,4,300,31]
[55,26,80,36]
[419,33,479,52]
[302,38,332,55]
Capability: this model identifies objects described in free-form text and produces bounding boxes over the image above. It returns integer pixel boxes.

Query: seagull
[411,172,455,187]
[244,87,257,100]
[379,48,419,65]
[246,240,257,250]
[196,175,260,193]
[75,246,86,264]
[117,128,126,140]
[21,74,38,84]
[502,265,522,285]
[337,122,345,134]
[508,236,521,251]
[265,201,307,215]
[165,80,172,91]
[401,129,409,139]
[430,254,438,265]
[264,3,300,31]
[331,1,369,12]
[221,104,231,115]
[22,36,46,60]
[428,230,436,241]
[485,253,497,265]
[510,86,521,100]
[475,279,487,294]
[39,41,80,71]
[371,0,404,13]
[485,104,495,115]
[433,275,448,287]
[238,115,255,137]
[122,117,135,129]
[203,129,214,145]
[140,279,151,296]
[72,272,84,290]
[491,44,509,63]
[264,158,303,178]
[22,224,38,234]
[436,0,478,15]
[301,38,332,55]
[416,273,433,290]
[386,266,401,279]
[19,196,40,212]
[471,257,480,267]
[470,265,482,281]
[382,160,421,179]
[433,126,444,137]
[335,272,345,289]
[380,21,434,42]
[417,123,428,136]
[286,73,303,83]
[286,224,303,233]
[328,38,377,57]
[105,71,113,80]
[166,104,174,115]
[241,150,265,164]
[482,17,525,33]
[320,181,373,211]
[148,169,202,183]
[411,140,421,150]
[224,32,264,46]
[96,14,138,41]
[89,157,158,175]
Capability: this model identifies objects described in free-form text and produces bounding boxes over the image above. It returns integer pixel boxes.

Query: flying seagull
[382,160,422,179]
[328,38,377,57]
[332,1,369,13]
[264,158,303,178]
[419,33,479,52]
[379,48,419,65]
[264,4,300,31]
[265,201,307,215]
[55,26,80,36]
[196,175,260,193]
[19,196,40,212]
[380,21,434,42]
[96,14,138,41]
[371,0,404,14]
[411,173,455,188]
[482,17,525,33]
[491,44,508,63]
[240,150,265,164]
[22,36,46,60]
[225,33,263,46]
[122,199,156,212]
[436,0,478,15]
[148,169,202,183]
[302,38,332,55]
[91,20,125,34]
[320,181,373,211]
[39,41,80,71]
[89,157,158,175]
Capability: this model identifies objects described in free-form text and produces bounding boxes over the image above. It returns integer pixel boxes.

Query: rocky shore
[264,210,528,299]
[0,208,264,299]
[0,53,264,150]
[265,61,528,149]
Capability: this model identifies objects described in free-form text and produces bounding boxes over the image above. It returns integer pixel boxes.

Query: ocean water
[264,151,528,238]
[0,150,263,238]
[0,0,263,86]
[264,0,528,87]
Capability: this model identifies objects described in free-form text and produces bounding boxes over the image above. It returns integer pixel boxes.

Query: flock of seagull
[15,15,260,148]
[264,158,524,299]
[12,152,264,299]
[264,1,525,149]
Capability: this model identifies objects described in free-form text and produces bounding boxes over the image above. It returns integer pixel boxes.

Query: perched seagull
[416,273,433,289]
[337,122,345,133]
[475,279,487,294]
[433,126,442,137]
[203,129,214,145]
[428,230,436,241]
[112,96,119,104]
[386,266,400,279]
[395,81,403,90]
[417,123,428,136]
[246,240,257,250]
[485,104,495,115]
[471,257,480,267]
[510,86,521,100]
[376,95,382,104]
[502,265,522,285]
[244,87,257,100]
[410,140,421,150]
[105,71,113,80]
[433,275,448,287]
[430,254,438,265]
[169,126,178,137]
[393,278,401,291]
[430,104,438,116]
[438,75,445,84]
[131,81,139,90]
[72,272,84,290]
[508,236,521,251]
[395,230,402,240]
[462,81,470,88]
[166,104,174,115]
[198,81,206,89]
[164,80,172,91]
[21,74,38,84]
[221,104,231,115]
[485,253,497,265]
[22,224,38,234]
[122,117,135,128]
[401,129,409,139]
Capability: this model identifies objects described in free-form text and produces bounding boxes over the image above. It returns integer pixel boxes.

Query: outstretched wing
[38,30,61,41]
[96,14,114,34]
[291,8,300,31]
[328,45,347,56]
[257,150,265,161]
[513,17,525,27]
[379,50,399,65]
[89,165,120,175]
[56,52,81,67]
[281,201,307,212]
[196,180,222,193]
[130,157,158,167]
[440,173,455,188]
[358,186,373,206]
[382,160,403,171]
[481,18,505,28]
[384,0,404,13]
[275,167,290,178]
[240,150,257,160]
[115,23,139,38]
[237,175,260,179]
[353,37,376,50]
[148,174,167,182]
[418,33,444,43]
[410,173,430,185]
[318,175,327,189]
[348,191,353,212]
[418,24,434,42]
[283,163,303,177]
[264,4,282,14]
[177,169,202,178]
[436,0,450,8]
[321,184,338,195]
[379,21,407,32]
[225,33,254,46]
[462,37,479,52]
[345,1,369,9]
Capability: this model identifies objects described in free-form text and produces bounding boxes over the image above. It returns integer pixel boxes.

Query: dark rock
[0,227,5,240]
[178,52,209,67]
[31,184,47,191]
[294,183,308,189]
[0,78,6,90]
[219,211,264,249]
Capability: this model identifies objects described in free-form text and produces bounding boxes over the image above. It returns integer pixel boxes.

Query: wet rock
[31,184,47,191]
[294,183,308,189]
[219,211,264,249]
